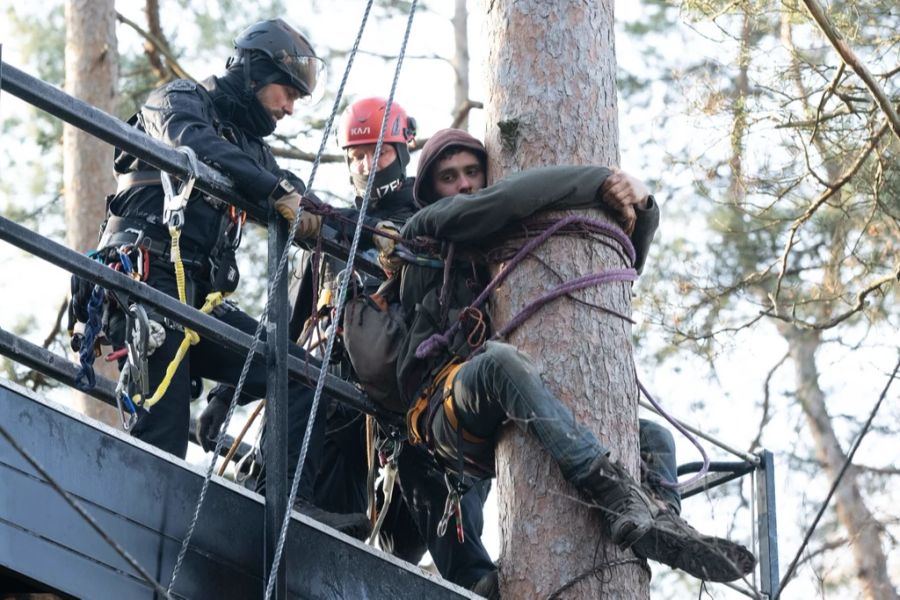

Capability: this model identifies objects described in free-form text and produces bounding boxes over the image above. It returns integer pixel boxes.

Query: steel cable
[263,2,419,598]
[166,2,379,593]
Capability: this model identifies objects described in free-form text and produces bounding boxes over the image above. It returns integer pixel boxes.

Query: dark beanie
[414,128,487,207]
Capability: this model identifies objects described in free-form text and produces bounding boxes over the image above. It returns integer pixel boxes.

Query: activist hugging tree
[483,1,649,598]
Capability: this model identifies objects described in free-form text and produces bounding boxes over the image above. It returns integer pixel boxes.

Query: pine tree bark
[451,0,470,129]
[482,1,648,597]
[64,0,120,426]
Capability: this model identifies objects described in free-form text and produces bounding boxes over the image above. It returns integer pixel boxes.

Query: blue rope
[73,285,105,391]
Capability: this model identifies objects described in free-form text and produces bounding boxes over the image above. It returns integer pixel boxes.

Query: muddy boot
[633,509,756,582]
[294,499,371,541]
[470,569,500,600]
[578,454,657,549]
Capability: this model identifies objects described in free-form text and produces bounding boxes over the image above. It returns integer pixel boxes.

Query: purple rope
[416,215,635,359]
[494,268,637,340]
[637,378,710,490]
[412,211,709,490]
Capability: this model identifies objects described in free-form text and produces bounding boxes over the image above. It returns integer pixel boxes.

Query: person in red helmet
[199,99,498,590]
[338,96,417,203]
[311,98,497,589]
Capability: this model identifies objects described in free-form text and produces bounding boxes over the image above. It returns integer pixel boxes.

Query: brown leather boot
[578,454,657,548]
[633,509,756,582]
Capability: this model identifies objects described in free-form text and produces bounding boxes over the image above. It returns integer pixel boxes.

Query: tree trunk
[483,1,647,598]
[781,328,898,600]
[64,0,120,426]
[451,0,470,129]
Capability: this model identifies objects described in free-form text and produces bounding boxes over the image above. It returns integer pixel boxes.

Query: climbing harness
[128,146,227,410]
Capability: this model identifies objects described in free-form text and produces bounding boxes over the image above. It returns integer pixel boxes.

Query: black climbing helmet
[231,18,325,102]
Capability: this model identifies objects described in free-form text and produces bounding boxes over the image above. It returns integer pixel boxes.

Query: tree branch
[765,262,898,332]
[270,146,344,163]
[749,352,789,453]
[450,99,483,129]
[772,120,890,307]
[271,137,434,163]
[43,296,68,349]
[801,0,900,143]
[115,11,194,83]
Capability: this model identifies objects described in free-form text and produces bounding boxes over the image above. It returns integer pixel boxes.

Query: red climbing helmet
[337,97,416,148]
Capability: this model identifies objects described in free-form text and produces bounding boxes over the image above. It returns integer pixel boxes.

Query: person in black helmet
[87,18,368,536]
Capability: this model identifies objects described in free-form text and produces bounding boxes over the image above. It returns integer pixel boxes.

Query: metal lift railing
[0,57,779,599]
[0,58,391,600]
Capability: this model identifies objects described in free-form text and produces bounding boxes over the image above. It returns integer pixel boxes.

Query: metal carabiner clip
[126,304,151,399]
[161,146,201,230]
[437,486,460,538]
[114,364,139,431]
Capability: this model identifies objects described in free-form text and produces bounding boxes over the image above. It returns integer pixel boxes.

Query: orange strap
[406,361,462,446]
[442,375,487,444]
[407,362,487,446]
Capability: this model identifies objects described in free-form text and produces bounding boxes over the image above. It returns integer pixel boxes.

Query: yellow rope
[136,227,226,409]
[170,226,189,304]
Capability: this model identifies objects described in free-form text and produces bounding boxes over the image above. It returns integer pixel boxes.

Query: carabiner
[161,146,200,230]
[114,364,139,431]
[126,304,151,399]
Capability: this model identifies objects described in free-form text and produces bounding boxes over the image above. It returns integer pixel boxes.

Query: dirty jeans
[427,342,680,512]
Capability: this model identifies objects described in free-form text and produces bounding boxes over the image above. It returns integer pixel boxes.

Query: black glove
[196,385,232,452]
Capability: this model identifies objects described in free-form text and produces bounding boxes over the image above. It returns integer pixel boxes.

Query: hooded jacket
[395,136,660,406]
[412,128,487,208]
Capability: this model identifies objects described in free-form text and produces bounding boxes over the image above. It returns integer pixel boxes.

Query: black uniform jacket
[287,178,418,340]
[109,76,304,257]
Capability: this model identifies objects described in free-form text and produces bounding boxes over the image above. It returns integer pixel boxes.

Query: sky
[1,1,898,598]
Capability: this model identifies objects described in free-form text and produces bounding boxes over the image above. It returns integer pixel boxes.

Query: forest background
[0,1,897,598]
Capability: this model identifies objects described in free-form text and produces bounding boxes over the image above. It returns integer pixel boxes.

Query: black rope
[0,422,172,599]
[545,556,649,599]
[775,355,900,598]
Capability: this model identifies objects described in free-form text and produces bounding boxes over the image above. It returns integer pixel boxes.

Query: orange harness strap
[407,361,463,446]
